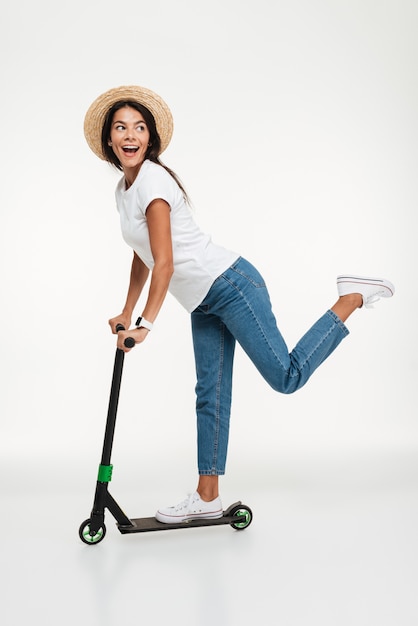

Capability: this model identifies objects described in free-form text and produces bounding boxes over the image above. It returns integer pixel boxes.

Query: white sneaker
[337,274,395,308]
[155,492,223,524]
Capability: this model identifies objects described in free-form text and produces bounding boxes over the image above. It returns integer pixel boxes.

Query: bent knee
[268,375,307,395]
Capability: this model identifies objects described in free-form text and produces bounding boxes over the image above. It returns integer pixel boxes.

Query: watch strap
[135,316,153,331]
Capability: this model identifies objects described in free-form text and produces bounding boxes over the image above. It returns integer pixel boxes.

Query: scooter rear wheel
[229,505,253,530]
[79,519,107,545]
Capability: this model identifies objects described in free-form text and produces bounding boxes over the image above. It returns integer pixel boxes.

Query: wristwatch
[135,316,153,331]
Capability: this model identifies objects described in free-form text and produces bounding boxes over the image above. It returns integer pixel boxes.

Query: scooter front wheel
[79,519,107,545]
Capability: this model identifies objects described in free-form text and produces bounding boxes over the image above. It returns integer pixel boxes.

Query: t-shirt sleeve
[136,166,177,216]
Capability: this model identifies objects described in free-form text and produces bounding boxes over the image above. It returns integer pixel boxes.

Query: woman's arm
[109,251,150,333]
[141,198,174,322]
[116,198,174,351]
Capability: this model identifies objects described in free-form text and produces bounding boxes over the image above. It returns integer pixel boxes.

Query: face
[109,106,151,176]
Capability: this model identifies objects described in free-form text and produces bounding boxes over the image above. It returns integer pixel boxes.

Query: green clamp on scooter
[79,324,253,545]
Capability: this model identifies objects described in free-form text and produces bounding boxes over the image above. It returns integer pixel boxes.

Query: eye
[136,124,146,132]
[115,124,125,131]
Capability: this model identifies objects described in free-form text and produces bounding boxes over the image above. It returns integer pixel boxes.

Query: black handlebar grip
[115,324,135,348]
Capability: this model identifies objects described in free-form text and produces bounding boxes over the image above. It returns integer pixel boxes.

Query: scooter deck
[117,501,244,534]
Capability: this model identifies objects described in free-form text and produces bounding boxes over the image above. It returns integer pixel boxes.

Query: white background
[1,1,417,624]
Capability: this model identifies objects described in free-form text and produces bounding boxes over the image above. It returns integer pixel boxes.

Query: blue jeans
[191,257,349,475]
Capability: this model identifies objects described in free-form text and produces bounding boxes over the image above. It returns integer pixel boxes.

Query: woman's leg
[191,307,236,481]
[204,258,350,395]
[154,309,233,519]
[331,294,362,322]
[197,475,219,501]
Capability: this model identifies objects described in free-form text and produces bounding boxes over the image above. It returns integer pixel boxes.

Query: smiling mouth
[122,146,139,154]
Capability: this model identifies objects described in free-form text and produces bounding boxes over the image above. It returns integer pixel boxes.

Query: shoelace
[175,492,198,512]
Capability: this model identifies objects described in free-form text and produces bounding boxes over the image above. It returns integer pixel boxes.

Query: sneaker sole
[337,275,395,297]
[155,510,224,524]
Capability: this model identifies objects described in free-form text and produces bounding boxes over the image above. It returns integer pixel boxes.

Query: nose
[124,128,134,140]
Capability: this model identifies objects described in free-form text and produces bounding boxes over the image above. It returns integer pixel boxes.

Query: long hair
[101,100,189,202]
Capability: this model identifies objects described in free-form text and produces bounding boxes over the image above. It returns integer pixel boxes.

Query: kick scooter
[79,325,253,545]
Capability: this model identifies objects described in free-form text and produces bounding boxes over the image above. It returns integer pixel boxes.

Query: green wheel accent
[98,464,113,483]
[79,519,107,545]
[230,506,253,530]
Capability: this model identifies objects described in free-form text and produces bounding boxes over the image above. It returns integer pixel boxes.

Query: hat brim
[84,85,173,160]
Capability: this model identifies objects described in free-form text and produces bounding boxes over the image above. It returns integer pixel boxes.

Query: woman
[84,85,395,524]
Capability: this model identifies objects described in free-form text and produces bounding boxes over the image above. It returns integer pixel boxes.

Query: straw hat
[84,85,173,159]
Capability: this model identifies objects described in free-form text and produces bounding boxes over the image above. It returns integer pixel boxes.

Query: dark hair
[101,100,189,203]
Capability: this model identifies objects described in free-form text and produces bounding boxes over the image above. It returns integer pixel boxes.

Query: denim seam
[326,309,350,336]
[211,320,224,473]
[295,310,349,376]
[229,265,266,289]
[296,322,335,374]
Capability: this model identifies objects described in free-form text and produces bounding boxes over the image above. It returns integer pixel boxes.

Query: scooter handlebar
[115,324,136,349]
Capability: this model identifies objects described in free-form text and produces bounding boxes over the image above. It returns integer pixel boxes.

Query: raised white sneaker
[155,492,223,524]
[337,274,395,308]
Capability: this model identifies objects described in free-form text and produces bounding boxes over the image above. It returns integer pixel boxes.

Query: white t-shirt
[115,160,239,312]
